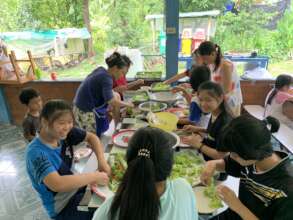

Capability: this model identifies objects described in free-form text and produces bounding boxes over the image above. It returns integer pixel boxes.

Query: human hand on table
[94,171,109,186]
[216,185,243,213]
[180,83,191,89]
[181,133,203,149]
[171,86,185,94]
[200,160,216,185]
[136,79,144,85]
[98,160,111,176]
[124,102,134,108]
[183,125,201,133]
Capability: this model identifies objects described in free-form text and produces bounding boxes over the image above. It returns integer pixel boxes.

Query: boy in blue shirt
[26,99,110,220]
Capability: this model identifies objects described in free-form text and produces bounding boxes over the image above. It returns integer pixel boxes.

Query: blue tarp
[0,28,90,42]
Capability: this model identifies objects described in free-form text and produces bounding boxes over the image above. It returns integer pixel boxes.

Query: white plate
[169,132,180,148]
[138,101,168,112]
[174,130,192,148]
[74,147,92,160]
[112,130,135,148]
[150,92,182,103]
[193,186,222,214]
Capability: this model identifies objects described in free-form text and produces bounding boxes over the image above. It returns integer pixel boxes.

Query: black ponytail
[263,116,280,133]
[219,115,279,161]
[198,41,222,72]
[110,127,174,220]
[214,44,222,72]
[105,52,130,69]
[267,74,292,105]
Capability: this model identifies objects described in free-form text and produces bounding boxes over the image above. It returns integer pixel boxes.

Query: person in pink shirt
[265,74,293,127]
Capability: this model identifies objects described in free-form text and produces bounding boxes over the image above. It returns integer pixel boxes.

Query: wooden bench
[244,105,293,154]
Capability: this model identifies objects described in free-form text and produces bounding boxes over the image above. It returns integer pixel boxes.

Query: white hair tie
[137,148,150,159]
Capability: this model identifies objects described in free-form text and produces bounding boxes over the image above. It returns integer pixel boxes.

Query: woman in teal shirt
[93,127,198,220]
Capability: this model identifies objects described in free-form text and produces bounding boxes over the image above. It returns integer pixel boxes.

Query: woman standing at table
[201,115,293,220]
[73,52,134,135]
[93,127,198,220]
[197,41,243,116]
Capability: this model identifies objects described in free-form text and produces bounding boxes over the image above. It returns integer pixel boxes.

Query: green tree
[105,0,164,48]
[0,0,21,32]
[179,0,227,12]
[17,0,83,29]
[213,0,274,53]
[274,2,293,59]
[89,0,112,53]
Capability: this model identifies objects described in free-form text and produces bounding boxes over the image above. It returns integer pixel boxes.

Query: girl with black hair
[26,99,110,220]
[93,127,198,220]
[197,41,243,116]
[171,65,211,127]
[182,81,233,161]
[201,115,293,220]
[163,49,203,85]
[264,74,293,127]
[73,52,134,135]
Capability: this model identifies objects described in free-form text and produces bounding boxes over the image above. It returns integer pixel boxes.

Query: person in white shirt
[197,41,243,116]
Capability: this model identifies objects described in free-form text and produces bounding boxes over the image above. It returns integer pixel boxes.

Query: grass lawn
[41,55,103,79]
[268,60,293,77]
[48,57,293,79]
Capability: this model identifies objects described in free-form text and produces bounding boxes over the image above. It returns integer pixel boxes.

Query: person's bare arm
[113,79,144,93]
[201,159,225,185]
[217,185,259,220]
[108,95,134,108]
[182,134,227,159]
[127,79,144,89]
[183,125,207,133]
[113,85,128,93]
[172,86,192,103]
[43,171,108,192]
[221,62,233,94]
[200,144,227,159]
[164,71,187,84]
[85,132,111,175]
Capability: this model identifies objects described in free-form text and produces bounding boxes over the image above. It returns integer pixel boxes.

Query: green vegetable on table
[108,151,204,192]
[170,152,204,186]
[149,102,161,112]
[132,92,149,102]
[126,107,133,116]
[109,153,127,192]
[152,82,170,91]
[136,71,162,79]
[204,179,223,209]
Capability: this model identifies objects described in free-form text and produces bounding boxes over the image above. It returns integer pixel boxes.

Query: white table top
[244,105,293,154]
